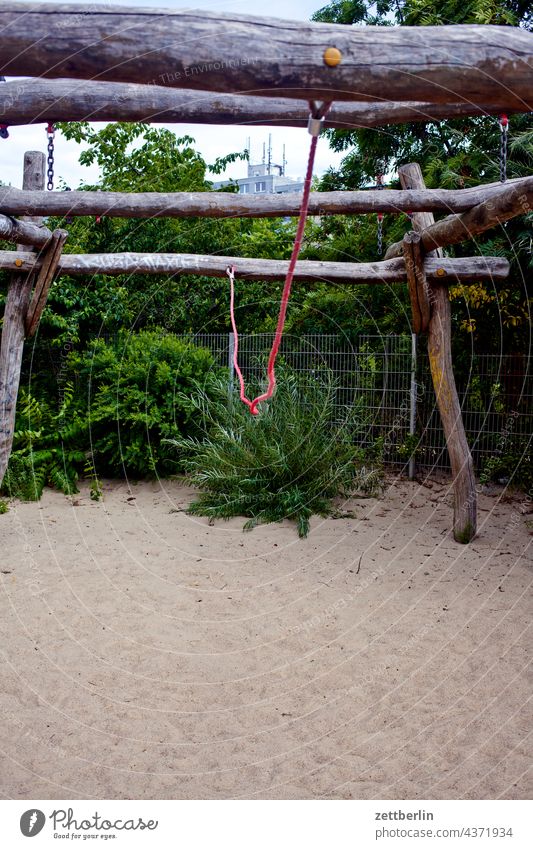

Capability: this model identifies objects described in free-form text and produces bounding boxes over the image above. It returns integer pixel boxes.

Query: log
[386,176,533,258]
[0,7,532,107]
[0,211,52,249]
[0,78,528,128]
[400,163,476,543]
[1,178,531,219]
[25,228,68,337]
[0,151,44,488]
[0,249,510,284]
[402,231,430,334]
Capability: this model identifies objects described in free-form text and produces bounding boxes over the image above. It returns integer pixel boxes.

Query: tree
[301,0,533,350]
[27,123,297,360]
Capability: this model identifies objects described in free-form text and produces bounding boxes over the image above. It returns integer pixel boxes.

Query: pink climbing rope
[227,103,330,415]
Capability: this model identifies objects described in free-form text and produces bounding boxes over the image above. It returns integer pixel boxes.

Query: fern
[1,387,88,501]
[167,370,382,538]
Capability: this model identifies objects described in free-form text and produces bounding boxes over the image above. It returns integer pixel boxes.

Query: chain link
[0,76,7,139]
[46,123,55,191]
[499,114,508,183]
[376,165,386,255]
[377,214,383,255]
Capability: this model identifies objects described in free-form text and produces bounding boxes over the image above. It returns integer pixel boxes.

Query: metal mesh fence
[181,332,532,477]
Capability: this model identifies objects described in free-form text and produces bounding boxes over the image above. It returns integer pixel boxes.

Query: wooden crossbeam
[386,177,533,258]
[0,79,528,128]
[0,249,510,284]
[0,7,532,108]
[0,211,52,249]
[25,228,68,337]
[1,178,531,220]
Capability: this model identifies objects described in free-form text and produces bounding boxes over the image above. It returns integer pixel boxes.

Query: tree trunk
[1,178,531,220]
[0,8,532,108]
[0,78,527,129]
[0,248,509,285]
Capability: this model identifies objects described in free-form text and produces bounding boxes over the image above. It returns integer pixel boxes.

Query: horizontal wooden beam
[0,249,509,284]
[0,79,526,128]
[1,179,530,219]
[0,6,532,108]
[386,176,533,257]
[0,212,52,248]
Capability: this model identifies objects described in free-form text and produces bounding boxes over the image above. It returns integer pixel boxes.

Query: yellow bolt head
[15,258,23,267]
[436,267,446,277]
[324,47,342,67]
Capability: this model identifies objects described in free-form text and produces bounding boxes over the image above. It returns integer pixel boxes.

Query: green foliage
[68,330,219,477]
[1,385,87,501]
[0,499,8,514]
[307,0,533,350]
[23,122,296,367]
[480,435,533,490]
[168,371,382,537]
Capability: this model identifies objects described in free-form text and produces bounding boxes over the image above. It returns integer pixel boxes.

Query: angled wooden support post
[399,163,476,543]
[0,150,45,488]
[25,228,68,337]
[402,231,430,333]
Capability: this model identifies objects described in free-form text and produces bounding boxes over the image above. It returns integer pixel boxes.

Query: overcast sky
[1,0,344,189]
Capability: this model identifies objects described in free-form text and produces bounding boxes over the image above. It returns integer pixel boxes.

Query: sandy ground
[0,476,531,800]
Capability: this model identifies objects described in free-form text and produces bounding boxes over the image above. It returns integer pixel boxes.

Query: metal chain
[499,114,508,183]
[376,166,385,255]
[377,214,383,255]
[46,123,55,191]
[0,76,7,139]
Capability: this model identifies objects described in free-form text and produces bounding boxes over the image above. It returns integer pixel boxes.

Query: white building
[212,139,304,195]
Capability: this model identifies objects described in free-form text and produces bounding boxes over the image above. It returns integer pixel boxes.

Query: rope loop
[228,103,331,415]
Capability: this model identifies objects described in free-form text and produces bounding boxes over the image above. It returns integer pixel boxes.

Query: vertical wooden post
[399,163,476,543]
[0,151,45,488]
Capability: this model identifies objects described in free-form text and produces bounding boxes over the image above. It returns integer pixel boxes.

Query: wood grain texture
[403,231,430,334]
[0,249,509,283]
[1,178,531,219]
[25,228,68,337]
[0,78,528,127]
[386,177,533,258]
[0,211,52,249]
[0,6,532,107]
[0,151,45,487]
[400,163,476,543]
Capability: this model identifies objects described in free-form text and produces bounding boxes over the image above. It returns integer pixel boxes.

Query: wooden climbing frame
[1,3,532,543]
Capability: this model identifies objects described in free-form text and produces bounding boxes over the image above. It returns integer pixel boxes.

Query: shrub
[480,434,533,491]
[68,330,219,476]
[169,371,381,537]
[2,386,87,500]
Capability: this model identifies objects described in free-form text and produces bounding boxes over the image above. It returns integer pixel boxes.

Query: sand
[0,476,531,800]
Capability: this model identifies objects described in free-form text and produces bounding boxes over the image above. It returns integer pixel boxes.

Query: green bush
[480,434,533,491]
[2,386,87,501]
[169,371,382,537]
[68,330,219,476]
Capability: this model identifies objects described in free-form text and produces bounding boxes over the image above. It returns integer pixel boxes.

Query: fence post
[408,333,417,480]
[228,331,235,399]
